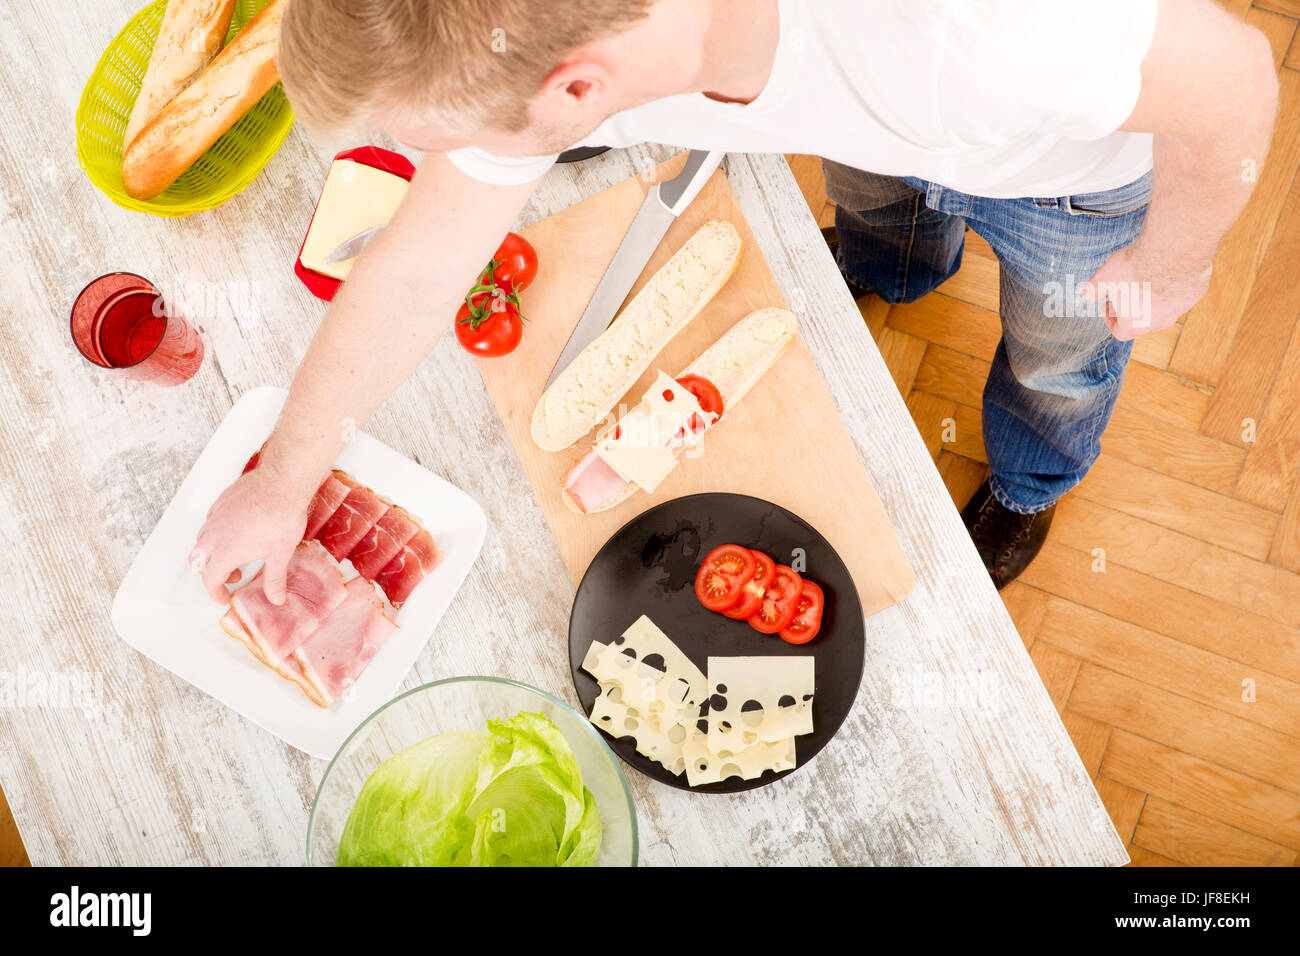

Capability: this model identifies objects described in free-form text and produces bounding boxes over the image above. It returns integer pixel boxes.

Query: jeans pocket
[821,159,920,212]
[1064,171,1154,219]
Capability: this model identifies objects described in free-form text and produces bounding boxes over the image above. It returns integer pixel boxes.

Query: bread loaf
[531,219,742,452]
[122,0,287,200]
[123,0,238,149]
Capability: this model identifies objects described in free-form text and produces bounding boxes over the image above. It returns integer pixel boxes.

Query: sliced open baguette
[531,219,742,452]
[123,0,238,150]
[561,307,799,514]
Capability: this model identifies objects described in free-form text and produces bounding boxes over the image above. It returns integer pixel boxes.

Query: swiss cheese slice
[682,730,797,787]
[610,615,708,708]
[582,641,692,723]
[593,372,713,493]
[705,656,815,755]
[299,160,410,281]
[589,684,689,775]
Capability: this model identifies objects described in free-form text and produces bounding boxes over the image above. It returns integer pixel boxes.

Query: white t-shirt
[446,0,1158,199]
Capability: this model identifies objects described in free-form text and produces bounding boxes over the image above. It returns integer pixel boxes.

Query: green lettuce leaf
[337,711,602,867]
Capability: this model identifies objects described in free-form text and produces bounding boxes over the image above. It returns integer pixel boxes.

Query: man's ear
[535,56,612,115]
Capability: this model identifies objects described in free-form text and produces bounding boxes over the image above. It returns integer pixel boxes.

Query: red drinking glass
[70,273,204,385]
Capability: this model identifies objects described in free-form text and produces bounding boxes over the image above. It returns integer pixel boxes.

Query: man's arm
[194,153,541,602]
[1087,0,1279,339]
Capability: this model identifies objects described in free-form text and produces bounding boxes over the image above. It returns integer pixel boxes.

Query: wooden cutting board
[476,155,914,616]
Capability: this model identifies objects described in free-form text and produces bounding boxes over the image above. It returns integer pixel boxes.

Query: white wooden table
[0,1,1125,866]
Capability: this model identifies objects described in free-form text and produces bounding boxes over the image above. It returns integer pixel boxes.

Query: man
[195,0,1277,603]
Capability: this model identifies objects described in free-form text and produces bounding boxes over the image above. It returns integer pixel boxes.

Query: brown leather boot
[960,480,1056,590]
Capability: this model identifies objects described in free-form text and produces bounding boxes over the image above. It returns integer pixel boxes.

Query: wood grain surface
[0,0,1124,866]
[476,155,914,614]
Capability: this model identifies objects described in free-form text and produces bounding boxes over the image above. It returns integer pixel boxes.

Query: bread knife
[541,150,725,392]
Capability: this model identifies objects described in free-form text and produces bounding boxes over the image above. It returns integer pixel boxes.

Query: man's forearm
[1135,92,1276,276]
[255,154,539,500]
[1123,1,1278,274]
[258,244,454,499]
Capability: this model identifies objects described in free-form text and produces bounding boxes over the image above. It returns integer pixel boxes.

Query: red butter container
[293,146,418,302]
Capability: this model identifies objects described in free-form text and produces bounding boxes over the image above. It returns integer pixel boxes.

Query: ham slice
[229,541,349,666]
[347,505,420,579]
[561,450,635,514]
[220,609,327,707]
[315,479,390,562]
[303,471,353,540]
[373,529,442,607]
[292,578,397,705]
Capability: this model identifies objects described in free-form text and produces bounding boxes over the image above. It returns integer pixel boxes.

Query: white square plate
[111,387,487,758]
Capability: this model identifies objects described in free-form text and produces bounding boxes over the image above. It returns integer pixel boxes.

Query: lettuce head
[337,711,602,867]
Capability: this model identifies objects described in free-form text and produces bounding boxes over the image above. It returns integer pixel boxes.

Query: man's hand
[1083,245,1213,342]
[193,465,314,604]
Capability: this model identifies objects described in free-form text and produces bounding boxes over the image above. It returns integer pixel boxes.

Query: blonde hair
[278,0,654,138]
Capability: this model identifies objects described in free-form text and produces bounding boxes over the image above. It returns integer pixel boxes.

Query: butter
[299,160,410,281]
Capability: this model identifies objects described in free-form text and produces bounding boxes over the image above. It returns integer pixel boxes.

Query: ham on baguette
[123,0,238,149]
[562,307,798,514]
[530,219,742,452]
[122,0,287,200]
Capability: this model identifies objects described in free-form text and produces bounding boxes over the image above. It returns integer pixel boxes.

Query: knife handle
[658,151,725,215]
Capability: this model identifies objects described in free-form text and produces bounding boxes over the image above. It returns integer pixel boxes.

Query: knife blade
[541,150,725,392]
[323,224,385,266]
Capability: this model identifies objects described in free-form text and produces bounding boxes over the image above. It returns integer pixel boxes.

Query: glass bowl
[306,676,638,866]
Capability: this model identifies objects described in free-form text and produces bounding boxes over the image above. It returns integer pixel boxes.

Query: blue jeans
[822,161,1153,513]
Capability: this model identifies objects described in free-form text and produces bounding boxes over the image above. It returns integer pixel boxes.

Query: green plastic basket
[75,0,295,217]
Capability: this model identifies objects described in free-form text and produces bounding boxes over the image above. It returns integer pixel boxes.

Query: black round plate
[568,493,866,793]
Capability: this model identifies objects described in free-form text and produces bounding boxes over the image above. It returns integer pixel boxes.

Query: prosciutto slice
[228,541,349,666]
[292,577,397,705]
[373,529,442,607]
[347,505,420,579]
[315,478,390,562]
[303,471,353,540]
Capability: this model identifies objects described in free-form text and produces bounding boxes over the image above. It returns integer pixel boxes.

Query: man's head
[279,0,684,156]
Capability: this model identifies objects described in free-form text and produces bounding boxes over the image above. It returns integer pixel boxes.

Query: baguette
[561,307,798,514]
[123,0,238,150]
[122,0,287,200]
[531,219,742,452]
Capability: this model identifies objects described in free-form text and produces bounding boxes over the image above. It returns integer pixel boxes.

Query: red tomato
[455,290,523,357]
[674,374,725,438]
[748,565,803,634]
[481,233,538,294]
[695,544,756,612]
[778,580,825,644]
[723,549,776,620]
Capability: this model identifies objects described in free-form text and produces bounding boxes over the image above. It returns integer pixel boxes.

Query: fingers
[198,552,238,602]
[192,528,239,603]
[261,545,295,606]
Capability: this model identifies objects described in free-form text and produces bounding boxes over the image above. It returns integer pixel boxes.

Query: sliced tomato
[694,544,756,612]
[722,549,775,619]
[778,580,825,645]
[674,374,724,437]
[748,565,803,634]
